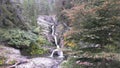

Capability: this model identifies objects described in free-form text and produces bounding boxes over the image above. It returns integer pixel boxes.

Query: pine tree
[0,0,28,29]
[62,0,120,47]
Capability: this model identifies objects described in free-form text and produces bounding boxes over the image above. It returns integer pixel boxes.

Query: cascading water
[50,30,64,57]
[37,15,64,58]
[49,17,64,58]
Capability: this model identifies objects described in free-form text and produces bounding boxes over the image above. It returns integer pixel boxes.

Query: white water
[37,15,64,58]
[50,17,64,58]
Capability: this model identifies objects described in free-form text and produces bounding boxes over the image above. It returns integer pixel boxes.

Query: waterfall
[50,25,64,58]
[49,17,64,58]
[37,15,64,58]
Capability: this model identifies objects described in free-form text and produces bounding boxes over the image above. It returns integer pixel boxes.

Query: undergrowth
[0,28,50,55]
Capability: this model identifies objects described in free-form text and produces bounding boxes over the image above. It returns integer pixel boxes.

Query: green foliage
[80,0,120,46]
[104,45,120,53]
[22,0,37,26]
[60,57,85,68]
[0,0,29,29]
[0,28,50,55]
[32,27,41,34]
[27,42,45,55]
[22,0,52,27]
[0,56,6,65]
[57,0,120,67]
[61,56,120,68]
[81,47,102,53]
[1,29,35,48]
[0,0,51,56]
[61,0,120,47]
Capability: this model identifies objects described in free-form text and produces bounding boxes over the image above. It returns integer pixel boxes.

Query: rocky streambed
[0,45,63,68]
[0,15,67,68]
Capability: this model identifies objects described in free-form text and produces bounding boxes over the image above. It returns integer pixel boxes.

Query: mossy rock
[0,56,6,65]
[7,60,17,65]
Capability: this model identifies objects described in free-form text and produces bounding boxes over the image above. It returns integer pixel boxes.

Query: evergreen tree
[0,0,29,29]
[62,0,120,47]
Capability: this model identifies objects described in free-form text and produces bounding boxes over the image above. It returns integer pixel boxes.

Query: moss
[0,56,6,65]
[0,56,16,65]
[7,60,17,65]
[0,60,4,65]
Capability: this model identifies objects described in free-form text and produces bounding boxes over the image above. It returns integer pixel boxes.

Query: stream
[3,15,66,68]
[37,15,64,58]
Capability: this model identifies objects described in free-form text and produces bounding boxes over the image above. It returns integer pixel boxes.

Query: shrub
[61,56,120,68]
[62,0,120,47]
[0,28,50,55]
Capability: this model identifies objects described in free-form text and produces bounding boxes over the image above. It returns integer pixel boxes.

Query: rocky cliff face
[37,15,65,57]
[37,15,67,45]
[37,15,57,43]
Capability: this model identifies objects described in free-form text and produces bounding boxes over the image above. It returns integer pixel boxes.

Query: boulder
[0,45,28,65]
[16,57,62,68]
[0,45,63,68]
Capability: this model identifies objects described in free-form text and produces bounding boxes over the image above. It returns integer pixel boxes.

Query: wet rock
[0,45,28,65]
[0,45,63,68]
[16,57,62,68]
